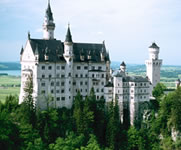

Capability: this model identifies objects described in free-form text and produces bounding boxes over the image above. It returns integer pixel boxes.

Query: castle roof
[123,76,149,82]
[28,39,110,63]
[149,42,159,49]
[120,61,126,66]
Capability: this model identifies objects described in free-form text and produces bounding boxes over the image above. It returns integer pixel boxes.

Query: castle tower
[43,0,55,40]
[63,25,74,108]
[145,42,162,88]
[120,61,126,73]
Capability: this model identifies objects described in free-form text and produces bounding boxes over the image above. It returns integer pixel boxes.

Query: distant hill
[0,62,20,70]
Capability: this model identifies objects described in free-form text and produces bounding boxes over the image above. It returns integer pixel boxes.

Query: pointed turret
[120,61,126,73]
[46,0,53,21]
[43,0,55,40]
[64,24,73,58]
[65,25,73,43]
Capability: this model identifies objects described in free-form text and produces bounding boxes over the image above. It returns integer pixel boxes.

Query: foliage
[0,84,181,149]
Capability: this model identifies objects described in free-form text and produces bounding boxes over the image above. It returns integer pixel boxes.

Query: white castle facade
[19,2,162,125]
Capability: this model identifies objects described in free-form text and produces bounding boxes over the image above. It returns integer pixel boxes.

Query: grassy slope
[0,76,20,103]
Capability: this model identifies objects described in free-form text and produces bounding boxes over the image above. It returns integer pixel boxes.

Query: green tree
[106,99,121,150]
[23,73,36,126]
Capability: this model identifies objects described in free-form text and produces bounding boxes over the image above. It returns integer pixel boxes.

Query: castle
[19,2,162,125]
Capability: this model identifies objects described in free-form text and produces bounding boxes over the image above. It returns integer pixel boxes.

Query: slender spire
[46,0,53,21]
[65,24,73,43]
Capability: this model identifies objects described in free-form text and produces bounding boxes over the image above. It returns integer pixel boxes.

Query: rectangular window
[49,74,52,78]
[51,82,54,86]
[69,73,71,77]
[84,66,88,70]
[61,74,65,78]
[57,74,60,78]
[61,82,64,86]
[61,97,65,101]
[42,74,45,78]
[92,66,95,70]
[56,90,59,93]
[61,66,65,70]
[41,83,45,86]
[75,74,78,78]
[57,66,60,70]
[80,81,83,85]
[57,97,60,101]
[61,89,64,93]
[85,81,87,85]
[51,90,54,94]
[98,66,102,70]
[73,82,76,85]
[41,90,45,94]
[85,74,88,78]
[77,66,81,70]
[92,74,94,78]
[42,66,45,70]
[56,82,60,86]
[80,74,83,78]
[48,66,52,70]
[102,74,104,78]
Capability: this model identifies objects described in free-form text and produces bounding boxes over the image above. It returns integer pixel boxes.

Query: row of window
[41,73,104,78]
[41,65,104,71]
[122,82,148,87]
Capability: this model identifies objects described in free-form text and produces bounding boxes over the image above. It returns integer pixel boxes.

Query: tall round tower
[145,42,162,88]
[43,1,55,40]
[63,25,74,108]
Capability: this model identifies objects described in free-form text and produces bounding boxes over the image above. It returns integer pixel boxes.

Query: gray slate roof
[123,76,149,82]
[149,42,159,49]
[24,38,110,63]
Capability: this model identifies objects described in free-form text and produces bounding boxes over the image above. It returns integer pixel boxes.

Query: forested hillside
[0,82,181,149]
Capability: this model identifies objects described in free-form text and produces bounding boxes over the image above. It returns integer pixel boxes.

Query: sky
[0,0,181,65]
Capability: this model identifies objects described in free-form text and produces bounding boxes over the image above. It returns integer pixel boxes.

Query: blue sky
[0,0,181,65]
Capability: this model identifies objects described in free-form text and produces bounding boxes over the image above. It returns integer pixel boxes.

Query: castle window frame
[49,74,52,78]
[80,81,83,85]
[56,82,60,86]
[61,89,64,93]
[51,82,54,86]
[57,97,60,101]
[98,66,102,70]
[42,66,45,70]
[57,66,60,70]
[69,73,71,77]
[61,74,65,78]
[51,90,54,94]
[56,74,60,78]
[61,82,65,86]
[77,66,81,70]
[61,66,65,70]
[102,74,104,78]
[85,81,88,85]
[56,90,59,93]
[41,90,45,94]
[75,74,78,78]
[80,74,83,78]
[42,74,45,78]
[84,66,88,70]
[41,82,45,86]
[101,89,104,92]
[48,66,52,70]
[61,97,65,101]
[92,66,95,70]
